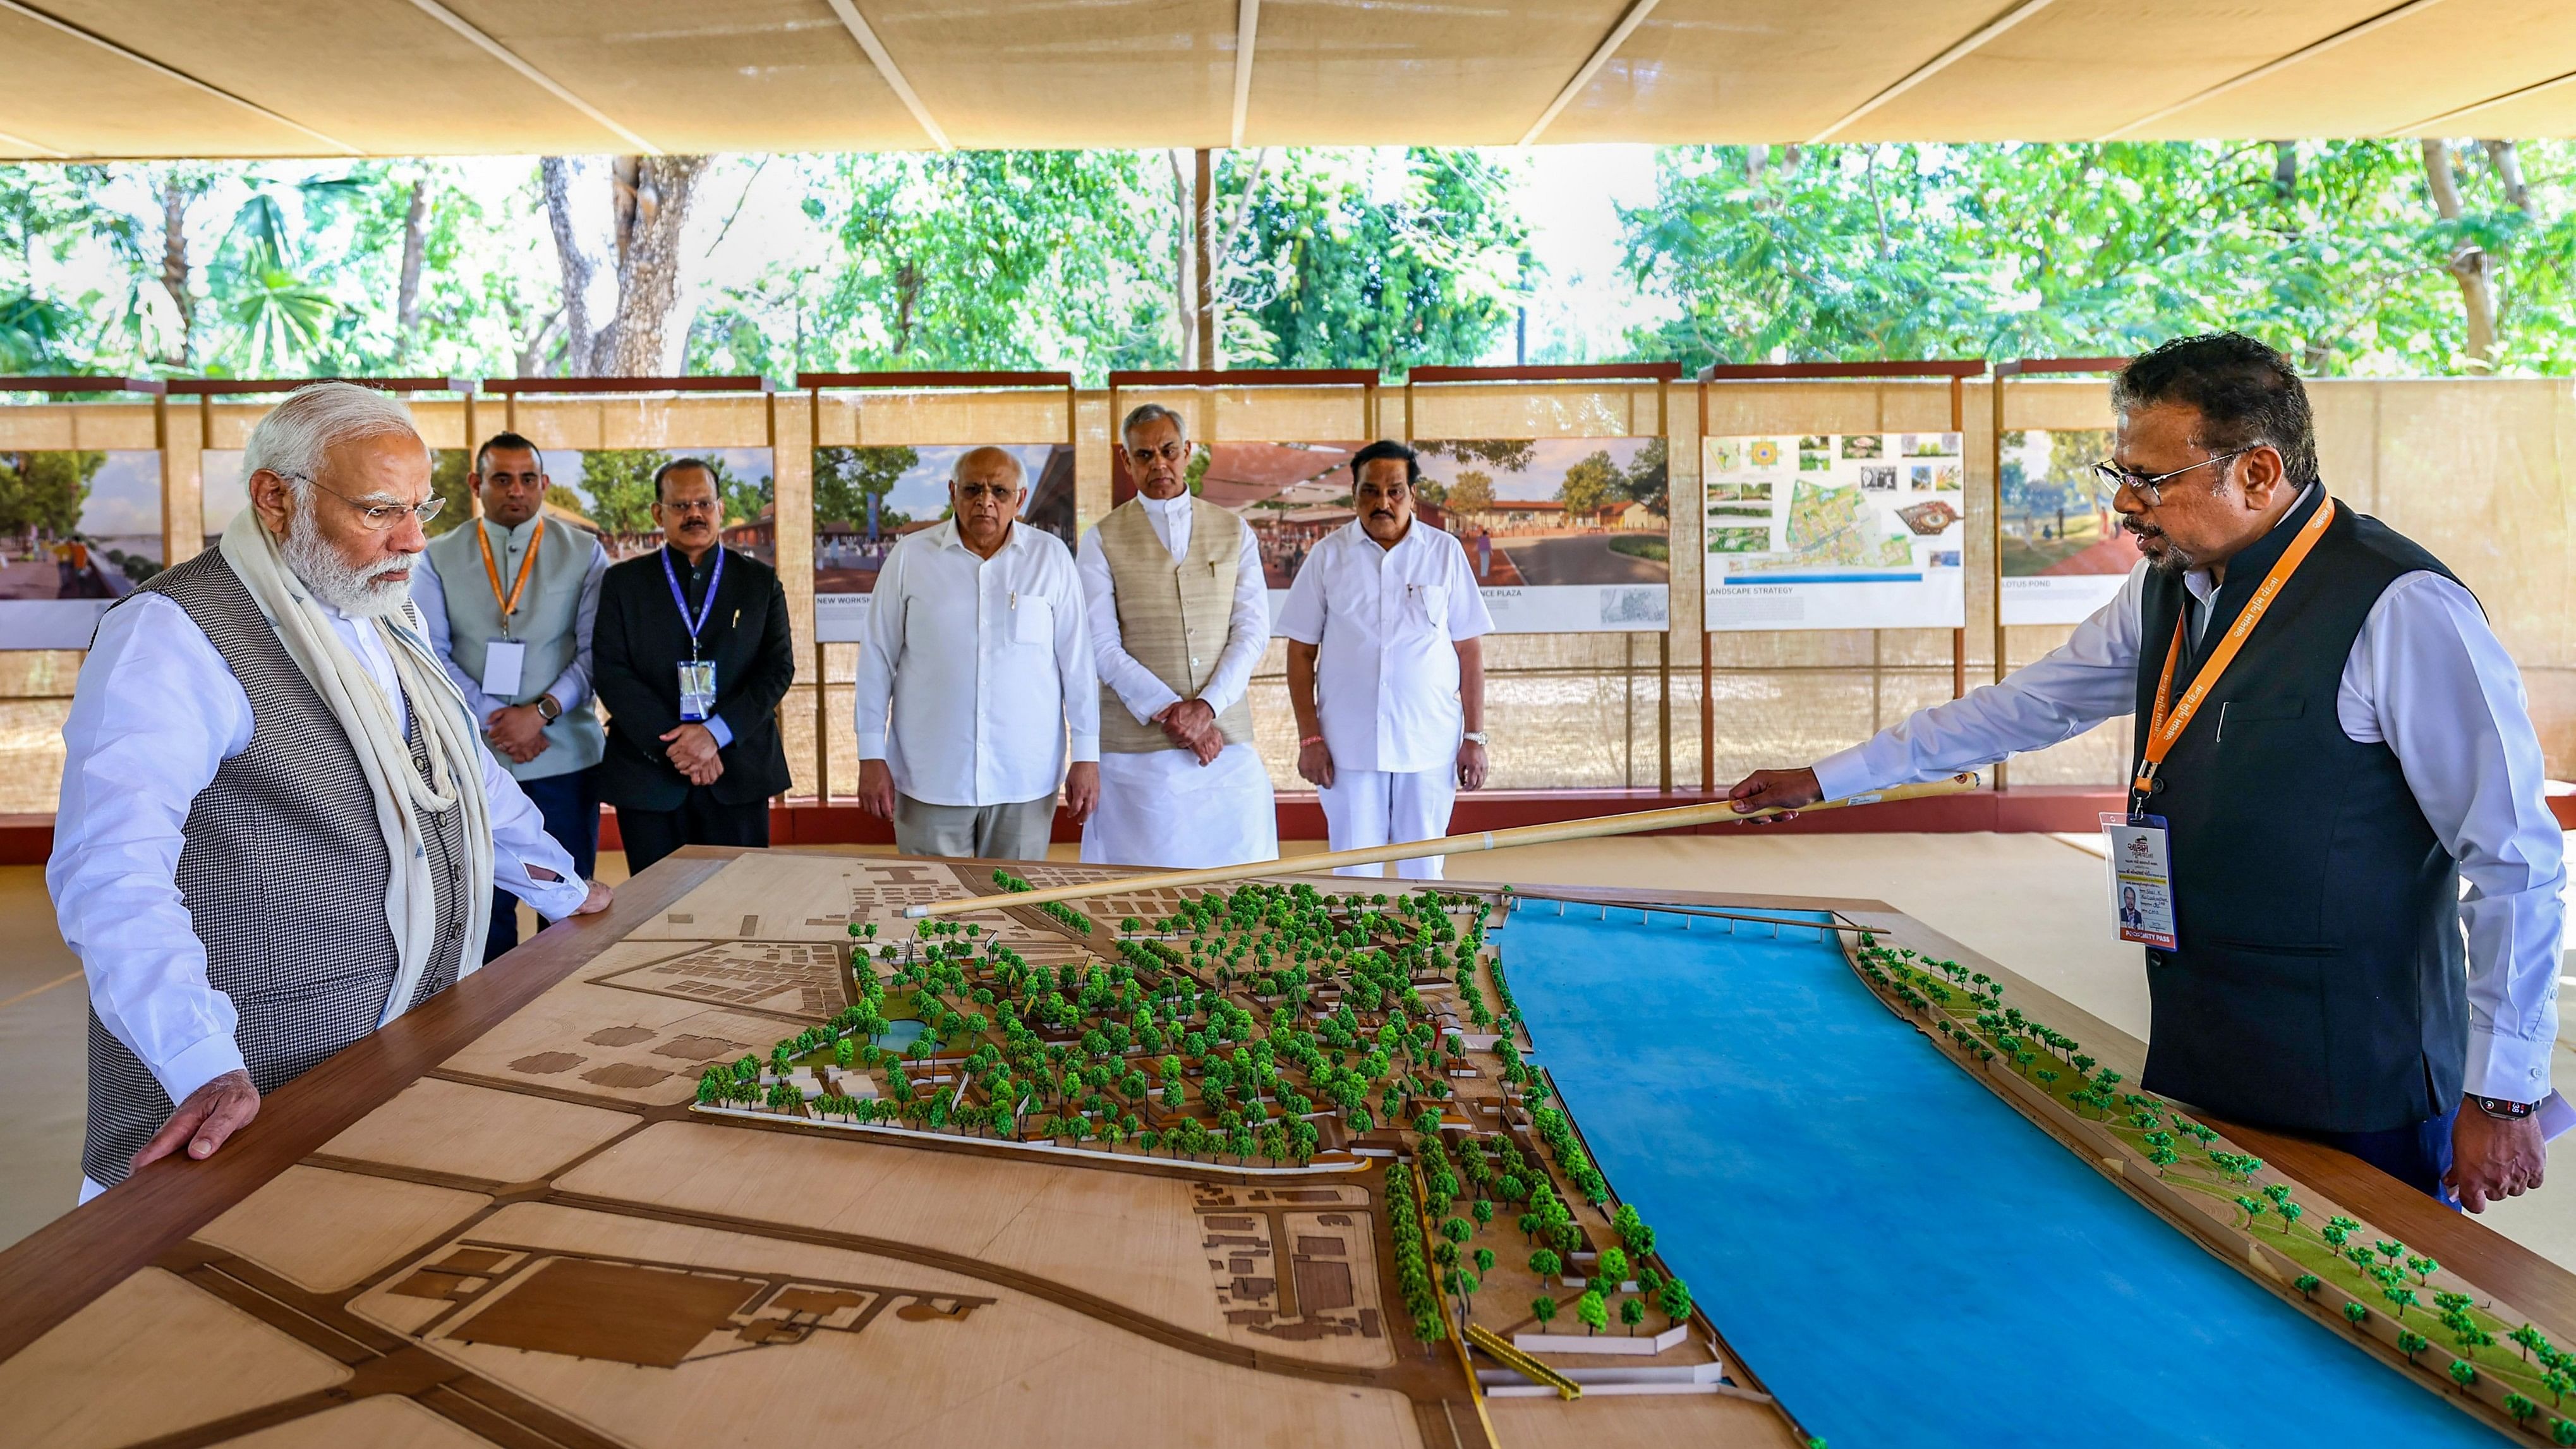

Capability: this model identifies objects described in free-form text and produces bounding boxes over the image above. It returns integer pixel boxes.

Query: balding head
[950,447,1026,559]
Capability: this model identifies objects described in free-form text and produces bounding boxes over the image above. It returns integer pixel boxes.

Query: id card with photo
[2101,811,2178,950]
[677,660,717,722]
[480,639,526,699]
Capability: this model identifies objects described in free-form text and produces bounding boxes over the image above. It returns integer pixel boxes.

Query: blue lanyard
[660,544,725,658]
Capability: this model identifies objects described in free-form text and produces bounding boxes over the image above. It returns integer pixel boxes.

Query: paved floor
[9,832,2576,1270]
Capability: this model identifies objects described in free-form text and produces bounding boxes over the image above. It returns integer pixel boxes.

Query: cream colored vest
[1094,495,1259,754]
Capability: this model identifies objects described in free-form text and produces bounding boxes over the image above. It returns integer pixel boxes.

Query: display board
[1113,438,1668,634]
[0,448,163,648]
[814,443,1076,643]
[1702,432,1966,631]
[1999,427,2138,626]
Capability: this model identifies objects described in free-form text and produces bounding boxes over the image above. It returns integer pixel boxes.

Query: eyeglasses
[301,476,445,531]
[955,483,1019,500]
[2084,448,2254,507]
[659,499,720,516]
[1125,440,1192,464]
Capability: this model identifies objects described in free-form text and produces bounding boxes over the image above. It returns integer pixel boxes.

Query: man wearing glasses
[1727,332,2562,1213]
[592,458,797,873]
[50,383,610,1201]
[1075,403,1278,868]
[854,447,1099,860]
[414,432,612,961]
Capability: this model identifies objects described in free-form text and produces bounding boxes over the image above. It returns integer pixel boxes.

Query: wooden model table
[0,847,2565,1448]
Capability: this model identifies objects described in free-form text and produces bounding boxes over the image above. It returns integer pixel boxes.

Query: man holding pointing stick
[1729,332,2564,1211]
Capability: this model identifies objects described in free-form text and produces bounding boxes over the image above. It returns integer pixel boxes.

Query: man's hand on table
[1726,767,1824,822]
[2450,1106,2547,1211]
[131,1068,260,1174]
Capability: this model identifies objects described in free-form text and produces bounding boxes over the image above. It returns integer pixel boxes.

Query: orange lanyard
[2132,493,2334,808]
[476,518,544,638]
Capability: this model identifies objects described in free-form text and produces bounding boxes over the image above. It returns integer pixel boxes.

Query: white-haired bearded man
[48,382,613,1202]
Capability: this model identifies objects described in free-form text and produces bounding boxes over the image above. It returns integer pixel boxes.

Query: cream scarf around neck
[221,506,495,1027]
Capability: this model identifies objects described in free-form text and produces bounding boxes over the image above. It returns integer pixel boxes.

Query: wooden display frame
[1405,364,1686,792]
[796,370,1080,803]
[1691,358,1986,792]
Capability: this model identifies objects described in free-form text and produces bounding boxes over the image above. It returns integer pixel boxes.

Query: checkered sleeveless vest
[82,549,470,1187]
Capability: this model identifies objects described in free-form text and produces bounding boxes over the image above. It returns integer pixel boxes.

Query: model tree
[1528,1249,1561,1279]
[1576,1289,1608,1336]
[1621,1297,1647,1335]
[1532,1295,1557,1331]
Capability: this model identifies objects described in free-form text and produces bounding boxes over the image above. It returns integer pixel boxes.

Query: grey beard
[2129,526,2198,577]
[283,497,414,618]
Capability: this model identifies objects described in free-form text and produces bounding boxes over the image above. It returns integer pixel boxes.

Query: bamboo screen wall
[4,378,2572,816]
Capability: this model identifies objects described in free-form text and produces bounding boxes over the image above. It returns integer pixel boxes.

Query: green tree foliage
[0,449,101,538]
[734,150,1172,377]
[1622,141,2576,375]
[1228,149,1527,373]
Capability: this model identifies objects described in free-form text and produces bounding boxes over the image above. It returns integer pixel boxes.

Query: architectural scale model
[0,847,2558,1447]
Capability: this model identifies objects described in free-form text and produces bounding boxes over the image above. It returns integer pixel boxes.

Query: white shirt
[854,518,1099,808]
[50,591,590,1112]
[1815,549,2565,1103]
[1075,490,1269,726]
[1278,519,1494,775]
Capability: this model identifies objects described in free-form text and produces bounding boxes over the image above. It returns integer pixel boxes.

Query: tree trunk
[157,176,195,367]
[395,177,429,354]
[540,154,707,377]
[2419,140,2498,375]
[2482,140,2533,216]
[1168,150,1196,368]
[540,157,602,376]
[1194,147,1217,370]
[603,155,707,377]
[2271,141,2297,201]
[1746,145,1765,185]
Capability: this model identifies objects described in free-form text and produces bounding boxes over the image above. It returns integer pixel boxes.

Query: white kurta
[1075,491,1278,868]
[1278,519,1494,875]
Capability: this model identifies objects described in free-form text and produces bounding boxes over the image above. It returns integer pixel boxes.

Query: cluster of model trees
[1858,937,2576,1438]
[1386,1165,1446,1343]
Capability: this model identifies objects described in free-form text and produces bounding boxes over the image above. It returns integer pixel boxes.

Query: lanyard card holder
[677,660,717,722]
[2101,811,2178,950]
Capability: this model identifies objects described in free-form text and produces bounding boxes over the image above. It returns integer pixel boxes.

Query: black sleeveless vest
[2131,488,2465,1135]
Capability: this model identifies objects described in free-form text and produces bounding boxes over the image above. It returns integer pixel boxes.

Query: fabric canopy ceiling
[1,0,2570,160]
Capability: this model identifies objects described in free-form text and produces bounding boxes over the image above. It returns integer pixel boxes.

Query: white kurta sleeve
[2349,571,2566,1101]
[1813,564,2148,800]
[1197,519,1272,717]
[1076,527,1183,725]
[48,595,255,1106]
[853,542,906,760]
[1053,545,1101,762]
[481,740,589,918]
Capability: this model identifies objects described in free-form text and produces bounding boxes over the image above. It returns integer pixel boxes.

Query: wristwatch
[2472,1094,2537,1120]
[534,694,563,723]
[1461,731,1489,744]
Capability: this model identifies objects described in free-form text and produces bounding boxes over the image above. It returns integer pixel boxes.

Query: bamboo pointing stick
[902,772,1981,919]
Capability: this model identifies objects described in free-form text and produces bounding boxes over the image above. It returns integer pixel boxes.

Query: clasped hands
[485,701,551,764]
[660,722,725,786]
[1151,698,1225,765]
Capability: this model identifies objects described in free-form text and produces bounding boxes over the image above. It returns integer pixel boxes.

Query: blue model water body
[1503,904,2491,1448]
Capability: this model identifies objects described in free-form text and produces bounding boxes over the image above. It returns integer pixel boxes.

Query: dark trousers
[2304,1103,2459,1206]
[617,789,770,875]
[485,767,602,963]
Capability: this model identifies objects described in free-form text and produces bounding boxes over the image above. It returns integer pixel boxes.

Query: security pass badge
[677,660,717,723]
[2101,811,2177,950]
